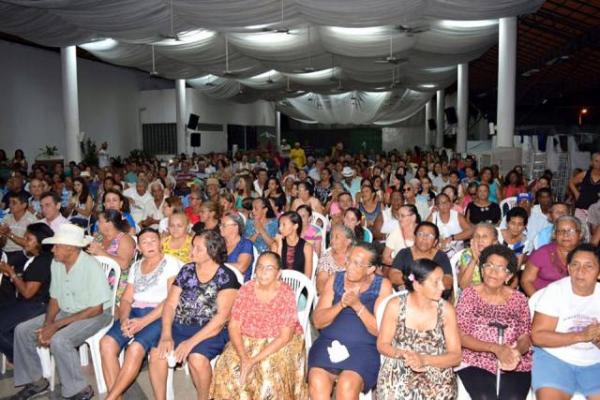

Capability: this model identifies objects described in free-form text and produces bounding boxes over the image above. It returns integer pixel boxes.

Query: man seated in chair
[9,224,112,400]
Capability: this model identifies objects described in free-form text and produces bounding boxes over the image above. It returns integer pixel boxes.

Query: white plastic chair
[499,196,517,218]
[280,270,316,356]
[311,212,329,254]
[38,256,121,393]
[450,249,467,305]
[250,246,260,279]
[311,251,318,285]
[224,263,245,286]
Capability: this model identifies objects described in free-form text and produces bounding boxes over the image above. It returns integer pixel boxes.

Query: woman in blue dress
[309,243,393,399]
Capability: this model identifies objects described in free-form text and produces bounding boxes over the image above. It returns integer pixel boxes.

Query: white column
[175,79,187,154]
[61,46,81,163]
[496,17,517,148]
[424,100,432,148]
[275,110,282,150]
[435,89,445,148]
[456,63,469,154]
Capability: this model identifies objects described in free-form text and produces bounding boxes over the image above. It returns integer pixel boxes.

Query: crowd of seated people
[0,145,598,400]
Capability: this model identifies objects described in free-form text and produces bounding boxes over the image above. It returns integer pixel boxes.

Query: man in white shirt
[0,192,38,268]
[123,177,153,224]
[253,168,268,197]
[139,182,165,230]
[40,192,68,233]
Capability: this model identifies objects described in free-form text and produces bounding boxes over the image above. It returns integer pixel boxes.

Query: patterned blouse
[173,263,241,326]
[456,286,532,374]
[316,249,346,275]
[162,235,193,264]
[231,280,302,339]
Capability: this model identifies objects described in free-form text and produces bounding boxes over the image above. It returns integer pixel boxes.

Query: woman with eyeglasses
[427,193,473,259]
[521,216,584,297]
[389,222,453,299]
[377,259,461,399]
[316,225,355,294]
[457,223,499,289]
[161,212,193,264]
[456,245,533,400]
[531,244,600,400]
[309,244,393,399]
[210,252,307,399]
[221,212,254,281]
[184,191,203,225]
[191,200,221,235]
[382,204,420,266]
[465,183,501,226]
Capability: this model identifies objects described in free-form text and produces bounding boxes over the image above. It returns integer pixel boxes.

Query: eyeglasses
[556,228,578,237]
[416,232,436,240]
[403,188,412,192]
[256,264,277,272]
[348,259,371,269]
[481,262,511,274]
[568,262,597,272]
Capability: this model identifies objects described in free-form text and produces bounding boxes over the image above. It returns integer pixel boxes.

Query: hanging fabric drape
[0,0,544,123]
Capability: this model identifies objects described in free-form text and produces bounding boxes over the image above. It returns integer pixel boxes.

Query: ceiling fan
[262,0,291,34]
[157,0,181,41]
[374,36,408,65]
[394,23,430,36]
[222,34,246,77]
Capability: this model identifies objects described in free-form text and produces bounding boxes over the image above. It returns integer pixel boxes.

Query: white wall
[0,40,151,161]
[139,89,275,154]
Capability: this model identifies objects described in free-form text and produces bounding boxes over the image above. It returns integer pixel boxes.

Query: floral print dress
[376,293,456,400]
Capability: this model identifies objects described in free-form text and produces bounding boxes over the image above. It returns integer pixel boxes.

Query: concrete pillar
[496,17,517,148]
[276,110,282,150]
[425,100,433,148]
[436,89,445,148]
[175,79,187,154]
[61,46,81,162]
[456,63,469,154]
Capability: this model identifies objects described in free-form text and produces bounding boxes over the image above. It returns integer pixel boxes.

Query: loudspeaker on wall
[445,107,458,125]
[187,114,200,130]
[190,132,201,147]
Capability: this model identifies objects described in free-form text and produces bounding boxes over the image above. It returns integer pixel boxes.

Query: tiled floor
[0,359,202,399]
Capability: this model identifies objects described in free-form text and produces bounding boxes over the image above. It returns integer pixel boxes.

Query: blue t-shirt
[244,218,278,254]
[227,237,255,281]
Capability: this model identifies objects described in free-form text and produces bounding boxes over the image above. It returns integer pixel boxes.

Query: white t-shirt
[123,187,153,223]
[535,277,600,366]
[127,255,182,306]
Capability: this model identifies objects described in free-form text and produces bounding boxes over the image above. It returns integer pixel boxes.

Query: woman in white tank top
[428,193,473,258]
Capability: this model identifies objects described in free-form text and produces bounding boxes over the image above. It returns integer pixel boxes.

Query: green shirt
[49,251,112,313]
[459,248,482,285]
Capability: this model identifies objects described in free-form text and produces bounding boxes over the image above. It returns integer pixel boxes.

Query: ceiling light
[79,38,118,51]
[329,26,387,35]
[154,29,215,46]
[439,19,498,29]
[420,84,436,88]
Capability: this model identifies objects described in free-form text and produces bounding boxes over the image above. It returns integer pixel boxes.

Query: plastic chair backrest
[280,270,316,332]
[311,251,318,284]
[94,256,121,315]
[376,291,405,329]
[311,212,329,254]
[224,263,245,286]
[500,196,517,218]
[450,249,466,305]
[250,246,260,279]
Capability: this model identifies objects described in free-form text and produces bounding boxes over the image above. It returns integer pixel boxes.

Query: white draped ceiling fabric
[0,0,543,124]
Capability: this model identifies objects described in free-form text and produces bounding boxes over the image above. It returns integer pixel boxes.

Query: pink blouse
[231,280,303,338]
[456,286,532,374]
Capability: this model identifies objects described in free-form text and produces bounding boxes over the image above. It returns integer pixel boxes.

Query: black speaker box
[190,132,201,147]
[445,107,458,125]
[187,114,200,130]
[427,118,437,130]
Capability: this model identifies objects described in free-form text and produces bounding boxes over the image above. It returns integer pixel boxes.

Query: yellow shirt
[290,147,306,168]
[162,235,193,264]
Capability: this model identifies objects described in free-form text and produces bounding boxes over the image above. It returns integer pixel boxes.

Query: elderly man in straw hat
[10,224,112,400]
